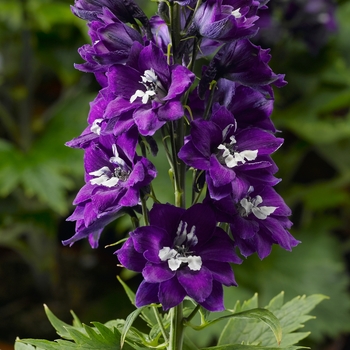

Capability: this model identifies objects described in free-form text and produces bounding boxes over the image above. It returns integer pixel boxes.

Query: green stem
[176,119,186,209]
[169,121,182,207]
[141,195,149,226]
[169,2,181,64]
[153,306,168,344]
[203,81,217,121]
[169,303,184,350]
[184,304,201,323]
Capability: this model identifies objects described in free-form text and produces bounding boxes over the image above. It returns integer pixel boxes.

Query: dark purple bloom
[75,12,144,73]
[64,133,157,248]
[71,0,150,33]
[149,16,171,54]
[116,203,241,311]
[179,105,282,200]
[104,43,195,136]
[199,39,286,99]
[225,84,276,132]
[188,81,276,132]
[189,0,260,42]
[207,185,300,259]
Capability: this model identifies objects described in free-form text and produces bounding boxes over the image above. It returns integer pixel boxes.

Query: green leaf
[44,305,76,340]
[183,334,200,350]
[117,276,136,305]
[15,340,40,350]
[202,345,305,350]
[218,293,326,348]
[228,308,282,345]
[18,307,140,350]
[231,220,350,340]
[121,307,145,348]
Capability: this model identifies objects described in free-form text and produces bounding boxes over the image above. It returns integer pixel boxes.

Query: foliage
[15,293,324,350]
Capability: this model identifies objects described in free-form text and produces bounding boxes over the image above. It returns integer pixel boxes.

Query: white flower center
[130,68,166,104]
[158,221,202,272]
[89,144,130,187]
[232,8,242,19]
[217,135,258,168]
[90,118,103,135]
[239,191,277,220]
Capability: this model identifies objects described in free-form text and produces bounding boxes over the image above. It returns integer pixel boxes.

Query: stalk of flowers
[66,1,300,349]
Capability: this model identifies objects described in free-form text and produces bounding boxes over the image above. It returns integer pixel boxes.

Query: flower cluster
[67,0,299,311]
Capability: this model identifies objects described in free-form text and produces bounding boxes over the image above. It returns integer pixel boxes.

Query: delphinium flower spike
[66,0,299,321]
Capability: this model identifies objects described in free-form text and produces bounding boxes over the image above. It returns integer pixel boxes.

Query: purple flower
[207,185,300,259]
[199,39,286,99]
[116,203,241,311]
[187,82,276,132]
[104,43,195,136]
[189,0,260,42]
[71,0,150,32]
[75,12,144,73]
[149,16,171,54]
[64,133,157,248]
[178,105,282,200]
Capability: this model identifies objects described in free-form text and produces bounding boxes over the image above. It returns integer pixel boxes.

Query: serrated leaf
[231,222,350,340]
[71,310,83,328]
[92,322,118,343]
[44,305,75,340]
[15,340,40,350]
[202,345,306,350]
[19,307,139,350]
[17,339,64,350]
[218,293,326,347]
[229,308,282,345]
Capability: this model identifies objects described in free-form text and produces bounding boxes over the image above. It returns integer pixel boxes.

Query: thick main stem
[168,3,186,350]
[168,303,184,350]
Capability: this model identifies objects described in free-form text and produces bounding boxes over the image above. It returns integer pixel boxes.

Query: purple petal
[165,65,194,101]
[143,263,175,283]
[138,44,170,86]
[235,128,283,155]
[149,204,185,237]
[199,281,225,312]
[180,203,216,244]
[209,155,235,187]
[133,106,165,136]
[135,280,160,307]
[157,100,184,121]
[178,140,211,170]
[131,226,171,262]
[116,238,146,272]
[177,266,213,303]
[159,277,186,311]
[203,261,237,286]
[197,227,242,264]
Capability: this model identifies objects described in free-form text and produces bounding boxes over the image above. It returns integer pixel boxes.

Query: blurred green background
[0,0,349,349]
